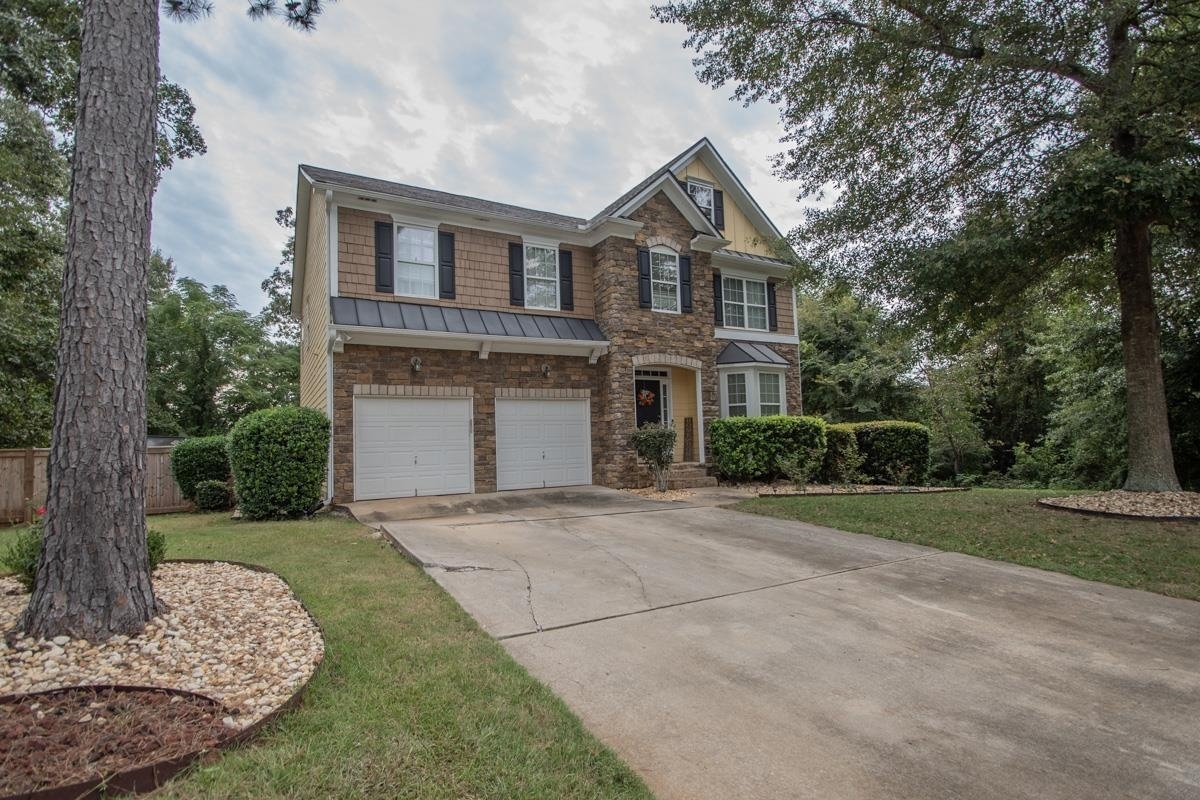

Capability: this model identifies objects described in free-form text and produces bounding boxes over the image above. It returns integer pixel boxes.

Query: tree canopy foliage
[656,0,1200,490]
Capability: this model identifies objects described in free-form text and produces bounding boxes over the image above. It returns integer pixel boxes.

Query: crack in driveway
[507,556,542,633]
[497,550,944,641]
[556,519,653,610]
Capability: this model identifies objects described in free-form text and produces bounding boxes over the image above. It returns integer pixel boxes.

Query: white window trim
[649,245,681,314]
[522,238,560,311]
[686,178,715,224]
[718,365,788,417]
[720,271,770,333]
[392,220,439,300]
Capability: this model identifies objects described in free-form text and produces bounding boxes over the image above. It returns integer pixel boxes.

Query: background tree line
[795,269,1199,490]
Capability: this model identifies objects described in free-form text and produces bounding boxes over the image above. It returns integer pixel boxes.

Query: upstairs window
[524,243,559,310]
[687,179,714,222]
[395,225,438,298]
[722,276,768,331]
[650,247,680,313]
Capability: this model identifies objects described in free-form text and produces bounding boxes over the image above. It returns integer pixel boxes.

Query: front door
[635,378,666,428]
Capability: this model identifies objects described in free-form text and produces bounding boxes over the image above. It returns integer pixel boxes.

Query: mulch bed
[0,686,230,799]
[1038,490,1200,521]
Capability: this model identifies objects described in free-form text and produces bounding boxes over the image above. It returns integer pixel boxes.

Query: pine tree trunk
[21,0,161,640]
[1114,220,1181,492]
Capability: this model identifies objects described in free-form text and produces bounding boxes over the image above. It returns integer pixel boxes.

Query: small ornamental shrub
[853,421,931,485]
[146,529,167,570]
[228,406,330,520]
[2,514,167,593]
[630,423,678,492]
[170,435,231,501]
[821,423,865,486]
[1,515,43,592]
[778,447,824,493]
[709,415,827,483]
[194,479,234,511]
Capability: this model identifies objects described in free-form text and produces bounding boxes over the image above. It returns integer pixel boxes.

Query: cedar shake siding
[337,208,596,319]
[298,187,329,413]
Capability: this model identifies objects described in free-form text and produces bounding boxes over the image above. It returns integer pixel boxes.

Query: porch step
[666,463,717,489]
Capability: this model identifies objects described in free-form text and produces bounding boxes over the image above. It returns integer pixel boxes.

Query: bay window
[720,368,786,417]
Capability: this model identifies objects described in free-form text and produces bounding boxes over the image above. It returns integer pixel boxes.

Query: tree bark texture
[22,0,162,639]
[1114,220,1181,492]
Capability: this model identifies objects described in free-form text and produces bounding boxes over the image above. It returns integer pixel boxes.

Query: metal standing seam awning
[715,340,789,366]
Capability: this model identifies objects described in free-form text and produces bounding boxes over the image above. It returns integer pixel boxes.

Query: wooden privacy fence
[0,447,191,524]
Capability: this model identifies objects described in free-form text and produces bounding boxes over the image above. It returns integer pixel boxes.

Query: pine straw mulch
[1039,490,1200,520]
[0,686,229,798]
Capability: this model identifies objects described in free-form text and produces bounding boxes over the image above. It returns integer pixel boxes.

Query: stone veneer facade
[325,189,800,501]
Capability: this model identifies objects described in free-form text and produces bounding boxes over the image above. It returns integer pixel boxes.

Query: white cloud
[153,1,810,311]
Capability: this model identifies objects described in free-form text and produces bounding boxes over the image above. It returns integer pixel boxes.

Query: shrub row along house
[293,138,800,502]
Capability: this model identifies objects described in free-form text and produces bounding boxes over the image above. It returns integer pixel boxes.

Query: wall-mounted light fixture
[411,356,422,373]
[541,363,551,378]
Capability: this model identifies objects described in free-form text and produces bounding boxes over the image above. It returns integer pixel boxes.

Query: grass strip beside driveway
[736,488,1200,601]
[2,513,653,800]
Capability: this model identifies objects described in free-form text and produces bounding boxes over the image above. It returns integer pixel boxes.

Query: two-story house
[293,138,800,503]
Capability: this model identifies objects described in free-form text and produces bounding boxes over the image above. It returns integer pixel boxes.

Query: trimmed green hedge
[194,479,234,511]
[228,406,330,520]
[709,415,827,482]
[853,421,931,485]
[170,435,230,501]
[821,423,864,484]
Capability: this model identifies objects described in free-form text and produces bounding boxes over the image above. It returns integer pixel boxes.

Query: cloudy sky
[154,0,811,312]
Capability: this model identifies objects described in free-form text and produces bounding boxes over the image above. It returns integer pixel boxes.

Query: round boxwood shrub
[709,415,827,483]
[853,421,931,485]
[170,435,231,501]
[821,423,865,485]
[228,406,330,520]
[194,479,234,511]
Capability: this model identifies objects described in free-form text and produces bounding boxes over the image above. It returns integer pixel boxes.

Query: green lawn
[737,488,1200,601]
[2,513,652,800]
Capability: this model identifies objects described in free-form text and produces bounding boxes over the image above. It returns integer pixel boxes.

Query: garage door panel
[495,399,590,491]
[354,397,472,500]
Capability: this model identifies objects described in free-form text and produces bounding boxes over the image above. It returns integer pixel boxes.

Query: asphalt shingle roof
[302,165,587,229]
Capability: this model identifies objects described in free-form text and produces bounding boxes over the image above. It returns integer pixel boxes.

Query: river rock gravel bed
[0,561,324,729]
[1040,490,1200,519]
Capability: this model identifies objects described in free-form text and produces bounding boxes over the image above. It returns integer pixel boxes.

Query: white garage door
[353,397,472,500]
[495,399,591,491]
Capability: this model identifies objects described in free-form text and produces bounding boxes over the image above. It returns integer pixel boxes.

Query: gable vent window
[524,243,559,310]
[687,179,713,221]
[395,225,438,299]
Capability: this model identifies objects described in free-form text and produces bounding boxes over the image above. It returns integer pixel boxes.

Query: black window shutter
[767,281,779,331]
[508,242,525,307]
[713,273,724,325]
[559,249,574,311]
[374,221,394,293]
[713,190,725,230]
[438,231,455,299]
[636,247,652,308]
[679,255,693,313]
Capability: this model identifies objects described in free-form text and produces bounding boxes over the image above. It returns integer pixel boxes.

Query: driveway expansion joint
[496,550,945,641]
[444,504,703,529]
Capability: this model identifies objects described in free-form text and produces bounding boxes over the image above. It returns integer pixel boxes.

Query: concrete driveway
[371,487,1200,800]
